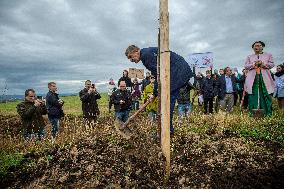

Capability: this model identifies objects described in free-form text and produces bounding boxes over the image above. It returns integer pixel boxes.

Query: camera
[37,96,43,100]
[58,99,64,104]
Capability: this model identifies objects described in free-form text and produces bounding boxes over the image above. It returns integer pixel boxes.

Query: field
[0,93,283,188]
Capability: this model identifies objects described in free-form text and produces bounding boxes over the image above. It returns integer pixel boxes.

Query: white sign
[188,52,213,68]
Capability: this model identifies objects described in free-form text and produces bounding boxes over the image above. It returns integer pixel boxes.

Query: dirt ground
[1,114,283,189]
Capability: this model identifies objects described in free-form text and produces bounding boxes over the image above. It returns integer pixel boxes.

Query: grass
[0,101,20,115]
[0,152,24,178]
[0,93,110,115]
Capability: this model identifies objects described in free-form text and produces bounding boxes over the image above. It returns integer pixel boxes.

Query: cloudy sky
[0,0,283,95]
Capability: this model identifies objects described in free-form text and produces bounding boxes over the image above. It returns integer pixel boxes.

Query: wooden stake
[159,0,170,181]
[157,28,161,140]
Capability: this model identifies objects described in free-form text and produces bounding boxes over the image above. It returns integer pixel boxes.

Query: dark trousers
[243,92,248,109]
[204,97,213,114]
[214,97,219,113]
[169,89,179,134]
[132,100,139,110]
[234,90,243,105]
[108,96,112,111]
[234,92,238,106]
[278,97,284,109]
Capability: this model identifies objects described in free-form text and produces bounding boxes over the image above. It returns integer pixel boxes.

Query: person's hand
[34,99,42,107]
[92,87,97,93]
[148,94,155,102]
[88,88,92,94]
[40,99,46,106]
[120,100,125,104]
[254,60,262,68]
[58,99,64,105]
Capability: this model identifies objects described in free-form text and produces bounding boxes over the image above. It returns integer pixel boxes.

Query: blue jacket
[140,47,193,94]
[274,74,284,98]
[46,91,64,118]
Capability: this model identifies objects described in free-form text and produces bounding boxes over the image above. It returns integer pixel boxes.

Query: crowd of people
[16,41,284,141]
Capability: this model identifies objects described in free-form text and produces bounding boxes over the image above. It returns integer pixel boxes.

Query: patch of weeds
[0,152,24,178]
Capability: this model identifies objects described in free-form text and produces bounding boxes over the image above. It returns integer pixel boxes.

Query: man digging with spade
[125,45,193,136]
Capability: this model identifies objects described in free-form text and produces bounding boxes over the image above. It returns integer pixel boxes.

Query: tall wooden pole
[159,0,170,180]
[157,28,161,139]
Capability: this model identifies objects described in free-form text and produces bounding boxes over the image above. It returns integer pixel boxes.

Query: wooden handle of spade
[123,98,153,126]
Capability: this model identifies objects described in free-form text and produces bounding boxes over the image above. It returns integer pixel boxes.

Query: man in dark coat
[201,70,216,114]
[17,89,47,140]
[111,81,132,123]
[46,82,64,139]
[79,80,101,124]
[125,45,193,135]
[118,70,132,91]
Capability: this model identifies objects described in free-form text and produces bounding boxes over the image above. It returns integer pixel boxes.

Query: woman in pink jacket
[244,41,274,116]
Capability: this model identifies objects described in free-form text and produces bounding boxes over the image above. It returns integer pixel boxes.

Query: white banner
[188,52,213,68]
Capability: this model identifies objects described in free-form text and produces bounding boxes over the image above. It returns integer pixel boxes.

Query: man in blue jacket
[46,82,64,139]
[125,45,193,135]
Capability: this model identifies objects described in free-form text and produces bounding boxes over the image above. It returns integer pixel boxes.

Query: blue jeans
[115,110,130,122]
[48,117,60,138]
[178,103,192,118]
[148,111,157,122]
[132,101,139,110]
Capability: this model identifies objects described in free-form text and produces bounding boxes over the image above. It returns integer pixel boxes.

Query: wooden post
[159,0,170,181]
[157,28,161,139]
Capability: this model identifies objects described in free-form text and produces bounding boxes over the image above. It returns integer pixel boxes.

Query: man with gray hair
[125,45,193,135]
[17,89,47,140]
[218,67,238,113]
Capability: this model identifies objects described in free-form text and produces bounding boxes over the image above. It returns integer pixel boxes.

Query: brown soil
[1,114,283,189]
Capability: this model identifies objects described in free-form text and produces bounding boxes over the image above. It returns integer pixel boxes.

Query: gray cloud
[0,0,283,94]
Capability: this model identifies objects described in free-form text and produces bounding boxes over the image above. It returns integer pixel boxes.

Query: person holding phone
[17,89,47,140]
[79,80,101,126]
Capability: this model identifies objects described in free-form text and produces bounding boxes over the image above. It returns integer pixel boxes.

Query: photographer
[79,80,101,125]
[17,89,47,141]
[46,82,64,139]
